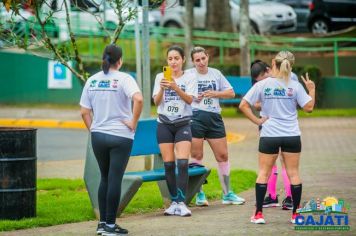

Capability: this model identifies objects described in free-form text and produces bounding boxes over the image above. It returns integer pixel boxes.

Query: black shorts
[259,136,301,154]
[156,122,192,144]
[191,110,226,139]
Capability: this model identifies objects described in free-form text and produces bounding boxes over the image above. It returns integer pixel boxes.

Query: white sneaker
[164,201,178,216]
[176,202,192,217]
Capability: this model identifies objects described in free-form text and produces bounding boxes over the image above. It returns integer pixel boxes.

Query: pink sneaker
[250,211,266,224]
[291,213,300,224]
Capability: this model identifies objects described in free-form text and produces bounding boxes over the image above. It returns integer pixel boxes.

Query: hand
[258,116,268,126]
[301,73,315,91]
[160,79,178,90]
[196,94,203,102]
[201,90,217,98]
[122,120,137,132]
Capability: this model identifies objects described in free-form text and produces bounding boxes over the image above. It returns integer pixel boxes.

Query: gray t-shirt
[80,70,140,139]
[152,72,197,121]
[243,77,311,137]
[188,68,232,114]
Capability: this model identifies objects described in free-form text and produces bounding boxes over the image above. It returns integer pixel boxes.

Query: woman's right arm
[301,73,316,113]
[153,87,164,106]
[239,100,267,126]
[80,107,92,131]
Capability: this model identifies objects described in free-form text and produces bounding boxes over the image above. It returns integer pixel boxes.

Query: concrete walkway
[0,107,355,235]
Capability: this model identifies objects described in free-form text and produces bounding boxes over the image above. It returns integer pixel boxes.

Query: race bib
[163,101,185,117]
[201,98,218,110]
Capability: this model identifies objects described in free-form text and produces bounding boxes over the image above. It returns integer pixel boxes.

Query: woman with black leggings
[80,44,143,235]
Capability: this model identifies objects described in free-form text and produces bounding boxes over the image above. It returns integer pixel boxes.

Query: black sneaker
[96,222,105,235]
[282,196,293,210]
[263,194,280,208]
[102,224,128,236]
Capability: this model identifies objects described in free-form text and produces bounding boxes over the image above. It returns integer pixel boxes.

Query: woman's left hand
[202,90,217,98]
[122,120,137,132]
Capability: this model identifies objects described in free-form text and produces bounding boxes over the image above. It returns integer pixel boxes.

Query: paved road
[1,107,355,235]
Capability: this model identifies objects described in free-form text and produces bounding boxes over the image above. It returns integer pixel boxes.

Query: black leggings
[91,132,133,224]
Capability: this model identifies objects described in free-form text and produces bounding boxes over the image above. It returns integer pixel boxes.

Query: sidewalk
[1,107,356,235]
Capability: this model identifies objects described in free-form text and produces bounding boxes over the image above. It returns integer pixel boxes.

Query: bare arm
[80,107,92,130]
[301,73,316,113]
[123,92,143,132]
[239,99,268,125]
[202,88,235,99]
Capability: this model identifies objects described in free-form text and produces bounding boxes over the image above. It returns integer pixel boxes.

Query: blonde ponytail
[274,51,295,83]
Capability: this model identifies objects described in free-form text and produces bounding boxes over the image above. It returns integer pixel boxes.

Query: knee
[286,170,300,184]
[216,153,228,162]
[191,151,203,160]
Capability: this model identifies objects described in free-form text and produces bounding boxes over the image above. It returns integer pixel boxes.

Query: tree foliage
[0,0,163,82]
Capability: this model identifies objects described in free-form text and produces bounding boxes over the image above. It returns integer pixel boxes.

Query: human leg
[264,161,279,208]
[279,154,293,210]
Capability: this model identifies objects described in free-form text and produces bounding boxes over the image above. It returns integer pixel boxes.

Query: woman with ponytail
[239,51,315,224]
[80,44,143,235]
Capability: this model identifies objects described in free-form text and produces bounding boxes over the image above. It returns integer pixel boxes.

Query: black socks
[177,159,189,202]
[164,161,178,201]
[291,184,302,213]
[255,183,267,215]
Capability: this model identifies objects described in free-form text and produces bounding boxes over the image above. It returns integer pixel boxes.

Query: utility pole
[184,0,194,68]
[239,0,250,76]
[142,0,152,170]
[134,0,142,90]
[142,0,151,118]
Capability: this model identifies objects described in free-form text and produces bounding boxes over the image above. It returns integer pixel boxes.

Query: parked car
[160,0,297,34]
[267,0,311,32]
[307,0,356,35]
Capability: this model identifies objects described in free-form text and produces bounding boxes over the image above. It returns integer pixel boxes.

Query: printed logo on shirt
[264,88,272,96]
[273,87,286,96]
[287,88,294,97]
[198,80,217,94]
[164,84,186,102]
[90,80,98,87]
[112,79,119,88]
[98,80,110,88]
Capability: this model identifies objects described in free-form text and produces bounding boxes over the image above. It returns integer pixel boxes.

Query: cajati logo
[295,196,350,231]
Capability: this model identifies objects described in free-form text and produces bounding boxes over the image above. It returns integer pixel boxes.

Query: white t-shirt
[188,68,232,114]
[243,77,311,137]
[152,72,197,121]
[80,70,140,139]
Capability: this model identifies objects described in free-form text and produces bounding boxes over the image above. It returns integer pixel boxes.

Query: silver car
[160,0,297,34]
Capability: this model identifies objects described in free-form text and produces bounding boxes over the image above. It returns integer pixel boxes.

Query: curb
[0,118,86,129]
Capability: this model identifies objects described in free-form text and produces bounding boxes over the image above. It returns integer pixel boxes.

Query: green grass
[0,169,256,231]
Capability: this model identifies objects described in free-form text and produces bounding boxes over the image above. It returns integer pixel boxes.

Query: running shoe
[96,222,105,235]
[250,211,266,224]
[222,191,245,205]
[176,202,192,217]
[102,224,128,236]
[195,191,209,206]
[263,194,280,208]
[291,212,301,224]
[282,196,293,210]
[164,201,178,216]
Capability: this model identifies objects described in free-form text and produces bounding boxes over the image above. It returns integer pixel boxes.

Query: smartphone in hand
[163,66,172,82]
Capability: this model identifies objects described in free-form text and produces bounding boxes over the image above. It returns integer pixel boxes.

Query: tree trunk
[184,0,194,68]
[206,0,233,32]
[239,0,250,76]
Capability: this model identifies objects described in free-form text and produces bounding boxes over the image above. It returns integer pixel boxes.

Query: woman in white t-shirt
[80,44,143,235]
[188,46,245,207]
[239,51,315,225]
[152,45,197,217]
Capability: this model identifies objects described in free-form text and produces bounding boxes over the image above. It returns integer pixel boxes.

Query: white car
[160,0,297,34]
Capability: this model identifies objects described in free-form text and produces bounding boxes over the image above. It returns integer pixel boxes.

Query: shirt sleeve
[296,83,312,108]
[79,80,92,109]
[243,82,261,106]
[122,75,141,98]
[152,73,163,98]
[218,71,233,91]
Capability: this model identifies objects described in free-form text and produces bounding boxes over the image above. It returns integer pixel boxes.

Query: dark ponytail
[102,44,123,74]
